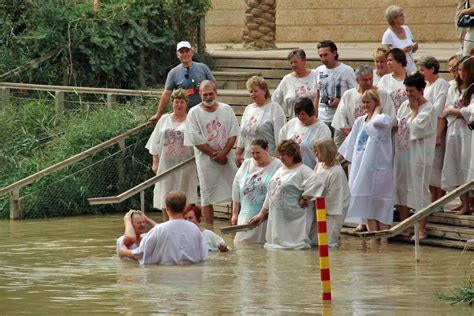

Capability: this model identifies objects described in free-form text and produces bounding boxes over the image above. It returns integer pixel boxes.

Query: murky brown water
[0,214,472,314]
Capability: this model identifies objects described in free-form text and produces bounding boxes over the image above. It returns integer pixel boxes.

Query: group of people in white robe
[141,44,474,257]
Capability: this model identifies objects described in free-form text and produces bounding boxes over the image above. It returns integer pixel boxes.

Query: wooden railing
[358,180,474,261]
[88,157,196,210]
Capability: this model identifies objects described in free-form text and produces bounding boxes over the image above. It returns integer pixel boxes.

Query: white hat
[176,41,192,51]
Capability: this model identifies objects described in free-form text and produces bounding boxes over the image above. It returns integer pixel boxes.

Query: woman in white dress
[146,89,198,220]
[249,140,315,250]
[381,5,418,74]
[231,139,282,243]
[440,56,473,215]
[279,98,331,169]
[235,76,286,166]
[417,56,450,209]
[272,49,318,119]
[377,48,408,113]
[302,138,350,248]
[372,47,390,86]
[339,89,394,245]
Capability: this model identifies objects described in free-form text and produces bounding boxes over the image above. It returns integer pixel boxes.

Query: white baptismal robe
[131,219,208,265]
[339,114,394,225]
[395,101,437,211]
[237,101,286,159]
[279,118,331,169]
[377,74,408,113]
[263,164,315,250]
[423,78,449,187]
[145,114,198,209]
[184,103,240,205]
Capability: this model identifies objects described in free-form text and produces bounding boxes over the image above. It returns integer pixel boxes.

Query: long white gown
[279,118,331,169]
[263,164,315,250]
[423,78,450,187]
[395,100,437,211]
[441,86,472,190]
[232,158,282,243]
[146,114,198,209]
[271,71,318,119]
[237,101,286,159]
[460,99,474,180]
[339,114,394,225]
[332,87,396,131]
[184,103,240,205]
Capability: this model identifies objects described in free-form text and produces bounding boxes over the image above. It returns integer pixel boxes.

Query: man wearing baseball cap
[149,41,216,123]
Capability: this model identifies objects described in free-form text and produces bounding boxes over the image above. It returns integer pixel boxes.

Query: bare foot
[455,209,472,215]
[449,204,462,212]
[354,224,367,232]
[410,233,427,241]
[399,230,411,238]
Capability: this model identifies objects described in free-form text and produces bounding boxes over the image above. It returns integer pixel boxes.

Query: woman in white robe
[249,140,315,250]
[272,49,318,119]
[279,98,331,170]
[231,139,282,243]
[303,138,350,248]
[418,56,450,206]
[441,56,474,215]
[339,89,394,244]
[235,76,286,165]
[395,73,437,239]
[146,90,198,220]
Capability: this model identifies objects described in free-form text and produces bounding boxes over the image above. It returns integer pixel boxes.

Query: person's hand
[148,113,161,124]
[248,213,264,225]
[235,154,243,167]
[436,135,442,146]
[440,108,450,118]
[123,210,133,224]
[402,45,413,53]
[329,97,340,108]
[230,213,238,226]
[218,243,229,252]
[299,197,309,208]
[212,151,228,165]
[119,247,128,258]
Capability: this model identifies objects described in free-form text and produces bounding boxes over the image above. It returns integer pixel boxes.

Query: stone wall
[206,0,459,43]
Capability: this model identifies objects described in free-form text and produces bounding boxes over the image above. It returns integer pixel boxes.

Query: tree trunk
[242,0,276,49]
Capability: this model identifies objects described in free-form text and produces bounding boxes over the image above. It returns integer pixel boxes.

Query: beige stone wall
[206,0,459,43]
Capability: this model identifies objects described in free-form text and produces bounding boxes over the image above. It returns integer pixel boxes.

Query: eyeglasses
[184,67,190,79]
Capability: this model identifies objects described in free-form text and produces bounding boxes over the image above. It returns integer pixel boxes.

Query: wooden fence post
[10,189,23,220]
[55,91,65,113]
[1,88,10,107]
[107,93,116,108]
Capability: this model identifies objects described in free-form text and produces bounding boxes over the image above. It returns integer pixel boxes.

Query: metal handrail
[88,156,195,205]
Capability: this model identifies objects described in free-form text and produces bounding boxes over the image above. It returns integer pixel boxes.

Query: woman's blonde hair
[361,88,381,105]
[170,89,189,104]
[373,47,389,60]
[246,75,271,99]
[314,138,338,166]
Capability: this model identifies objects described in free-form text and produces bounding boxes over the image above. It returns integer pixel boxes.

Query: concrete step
[213,70,261,90]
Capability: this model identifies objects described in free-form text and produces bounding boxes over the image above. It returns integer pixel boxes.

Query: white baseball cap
[176,41,192,51]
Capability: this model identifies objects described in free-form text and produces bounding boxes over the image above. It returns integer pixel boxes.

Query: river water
[0,214,472,314]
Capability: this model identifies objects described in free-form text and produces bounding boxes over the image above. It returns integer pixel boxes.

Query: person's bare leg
[412,218,427,241]
[456,192,471,215]
[378,222,390,247]
[398,205,410,237]
[202,204,214,224]
[366,219,378,248]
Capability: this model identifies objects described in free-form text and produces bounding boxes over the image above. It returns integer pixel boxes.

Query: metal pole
[315,197,332,302]
[414,222,420,262]
[140,190,145,213]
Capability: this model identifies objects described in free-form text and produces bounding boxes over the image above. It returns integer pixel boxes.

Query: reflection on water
[0,214,472,314]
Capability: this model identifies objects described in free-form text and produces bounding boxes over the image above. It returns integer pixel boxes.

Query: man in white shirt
[119,191,208,265]
[332,65,396,137]
[314,40,357,147]
[184,80,240,224]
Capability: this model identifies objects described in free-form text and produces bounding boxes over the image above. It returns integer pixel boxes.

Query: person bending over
[119,191,208,265]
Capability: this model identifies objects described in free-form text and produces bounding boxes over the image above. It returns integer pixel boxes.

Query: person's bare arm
[119,247,139,261]
[231,201,240,226]
[149,90,172,123]
[123,211,136,248]
[195,143,218,157]
[314,90,320,114]
[235,147,244,167]
[152,155,159,174]
[212,136,237,165]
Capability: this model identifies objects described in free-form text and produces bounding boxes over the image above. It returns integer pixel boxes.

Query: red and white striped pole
[315,197,332,302]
